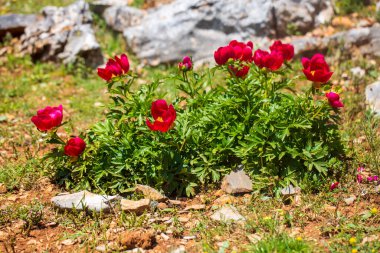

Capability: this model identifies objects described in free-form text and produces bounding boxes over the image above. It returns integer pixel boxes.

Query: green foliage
[244,233,313,253]
[43,60,346,196]
[0,0,78,14]
[334,0,366,15]
[0,200,43,234]
[0,159,42,191]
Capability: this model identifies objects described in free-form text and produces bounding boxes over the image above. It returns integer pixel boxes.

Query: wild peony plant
[37,42,346,196]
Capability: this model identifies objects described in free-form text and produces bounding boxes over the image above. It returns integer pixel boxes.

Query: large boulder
[17,0,103,68]
[119,0,333,65]
[123,0,273,65]
[0,14,38,39]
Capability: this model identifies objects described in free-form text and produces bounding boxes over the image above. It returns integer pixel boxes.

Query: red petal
[301,57,310,69]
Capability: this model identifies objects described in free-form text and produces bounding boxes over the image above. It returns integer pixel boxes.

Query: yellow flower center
[310,70,315,76]
[156,117,164,122]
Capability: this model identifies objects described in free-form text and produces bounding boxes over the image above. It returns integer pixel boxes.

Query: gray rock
[291,25,380,58]
[211,206,245,222]
[18,0,103,67]
[343,196,356,205]
[135,184,167,202]
[0,14,38,38]
[169,245,186,253]
[273,0,334,36]
[103,6,145,32]
[58,24,103,68]
[280,185,301,196]
[95,244,106,252]
[90,0,129,15]
[350,67,365,78]
[120,0,332,65]
[121,198,151,214]
[51,190,119,212]
[221,170,252,194]
[365,81,380,114]
[315,0,334,26]
[123,0,269,65]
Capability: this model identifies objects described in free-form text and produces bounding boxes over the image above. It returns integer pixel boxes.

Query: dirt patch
[120,229,156,250]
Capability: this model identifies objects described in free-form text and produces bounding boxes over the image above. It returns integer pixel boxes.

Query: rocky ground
[1,0,380,252]
[0,175,380,252]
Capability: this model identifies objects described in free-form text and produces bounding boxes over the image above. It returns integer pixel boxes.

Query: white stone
[366,81,380,114]
[211,206,245,222]
[221,170,252,194]
[51,190,119,212]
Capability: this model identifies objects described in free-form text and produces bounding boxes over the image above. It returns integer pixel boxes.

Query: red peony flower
[301,54,333,84]
[229,65,250,77]
[269,40,294,61]
[214,40,253,65]
[97,68,112,82]
[64,137,86,157]
[214,46,235,65]
[31,105,63,131]
[115,54,130,73]
[330,182,339,191]
[326,92,344,108]
[228,40,254,62]
[178,56,193,71]
[253,49,284,71]
[97,54,130,81]
[106,59,123,76]
[146,100,176,133]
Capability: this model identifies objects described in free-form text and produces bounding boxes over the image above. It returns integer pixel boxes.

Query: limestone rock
[120,0,333,65]
[365,81,380,114]
[0,14,38,38]
[280,185,301,196]
[51,190,119,212]
[123,0,272,65]
[103,6,145,32]
[343,196,356,205]
[58,24,103,67]
[18,0,103,67]
[121,198,150,214]
[211,206,245,222]
[273,0,334,37]
[221,170,252,194]
[350,67,365,78]
[170,245,186,253]
[90,0,129,15]
[291,25,380,58]
[135,184,167,202]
